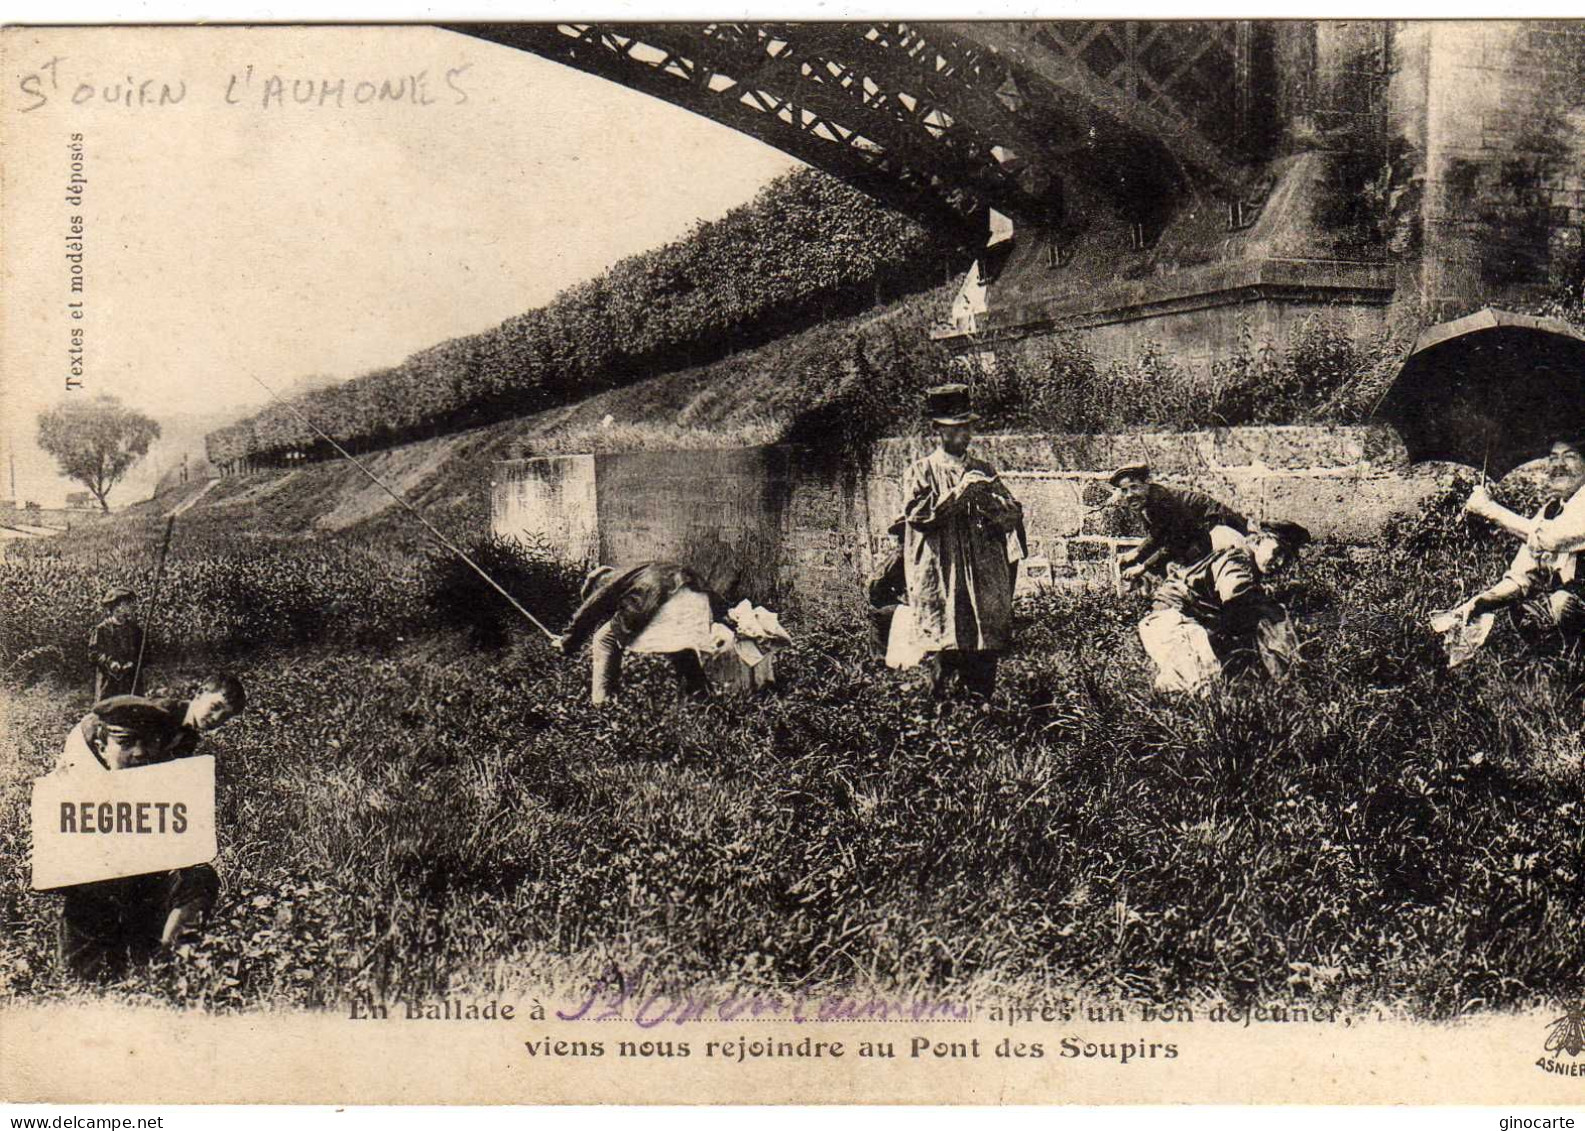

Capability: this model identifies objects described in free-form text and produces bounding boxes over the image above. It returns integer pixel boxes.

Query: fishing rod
[240,371,560,643]
[131,514,175,693]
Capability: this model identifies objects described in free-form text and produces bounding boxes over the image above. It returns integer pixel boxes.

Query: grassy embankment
[3,474,1583,1019]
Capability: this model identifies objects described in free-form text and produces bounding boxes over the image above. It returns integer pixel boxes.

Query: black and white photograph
[2,17,1585,1105]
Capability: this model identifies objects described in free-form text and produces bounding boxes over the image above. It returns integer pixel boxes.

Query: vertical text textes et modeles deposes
[66,132,85,391]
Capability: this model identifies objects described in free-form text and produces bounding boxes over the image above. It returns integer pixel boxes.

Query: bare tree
[36,395,161,512]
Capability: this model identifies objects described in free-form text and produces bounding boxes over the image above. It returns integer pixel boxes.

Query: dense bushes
[0,521,421,682]
[206,169,964,468]
[418,533,582,650]
[207,214,1585,475]
[972,311,1413,434]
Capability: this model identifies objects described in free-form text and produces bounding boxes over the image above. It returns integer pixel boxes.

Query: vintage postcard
[3,18,1585,1107]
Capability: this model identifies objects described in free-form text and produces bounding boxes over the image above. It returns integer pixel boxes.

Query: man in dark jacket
[1137,520,1310,695]
[1111,464,1248,582]
[89,586,144,699]
[553,562,728,706]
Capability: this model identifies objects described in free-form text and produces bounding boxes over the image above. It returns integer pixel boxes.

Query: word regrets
[59,800,189,835]
[31,757,217,889]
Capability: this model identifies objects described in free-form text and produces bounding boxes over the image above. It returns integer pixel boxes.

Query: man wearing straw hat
[895,383,1024,699]
[89,585,144,699]
[554,562,729,706]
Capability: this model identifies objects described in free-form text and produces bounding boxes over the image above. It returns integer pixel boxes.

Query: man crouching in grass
[54,675,246,981]
[1137,521,1311,696]
[1454,437,1585,653]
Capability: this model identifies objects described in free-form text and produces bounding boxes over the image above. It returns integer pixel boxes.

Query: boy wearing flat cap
[89,585,145,700]
[1137,519,1310,696]
[895,384,1025,699]
[1109,464,1248,582]
[58,674,247,774]
[53,680,245,979]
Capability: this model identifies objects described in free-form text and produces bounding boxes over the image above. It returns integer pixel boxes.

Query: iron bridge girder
[451,21,1268,239]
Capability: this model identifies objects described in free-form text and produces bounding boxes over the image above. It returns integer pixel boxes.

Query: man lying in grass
[1454,436,1585,654]
[53,676,246,980]
[1137,520,1311,696]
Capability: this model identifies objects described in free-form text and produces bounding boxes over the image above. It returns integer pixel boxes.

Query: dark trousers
[1513,588,1585,651]
[58,865,219,981]
[924,650,1000,698]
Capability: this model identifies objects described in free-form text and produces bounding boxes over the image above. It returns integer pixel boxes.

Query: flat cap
[1108,463,1151,487]
[1263,520,1312,551]
[91,695,174,734]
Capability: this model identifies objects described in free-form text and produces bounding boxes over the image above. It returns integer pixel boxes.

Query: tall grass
[2,479,1583,1017]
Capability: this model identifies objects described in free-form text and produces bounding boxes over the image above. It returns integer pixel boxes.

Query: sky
[0,26,802,506]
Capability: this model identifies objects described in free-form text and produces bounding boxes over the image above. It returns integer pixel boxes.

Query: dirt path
[165,477,220,518]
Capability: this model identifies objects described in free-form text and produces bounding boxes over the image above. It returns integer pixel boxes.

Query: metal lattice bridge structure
[456,21,1274,242]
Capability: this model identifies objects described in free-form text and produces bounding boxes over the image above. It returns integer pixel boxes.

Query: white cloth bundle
[727,600,793,648]
[1428,608,1496,669]
[885,604,928,670]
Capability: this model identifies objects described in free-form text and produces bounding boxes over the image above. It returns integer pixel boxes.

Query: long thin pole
[132,514,174,693]
[241,371,559,642]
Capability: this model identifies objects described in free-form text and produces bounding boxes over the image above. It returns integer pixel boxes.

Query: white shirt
[1505,491,1585,593]
[1528,484,1585,557]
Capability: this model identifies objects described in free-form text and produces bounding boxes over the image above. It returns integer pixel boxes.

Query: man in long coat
[898,383,1024,699]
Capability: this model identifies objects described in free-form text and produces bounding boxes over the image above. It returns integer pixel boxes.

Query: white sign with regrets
[30,756,217,890]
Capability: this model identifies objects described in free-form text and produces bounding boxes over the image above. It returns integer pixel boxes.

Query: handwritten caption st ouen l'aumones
[17,56,473,114]
[17,56,475,393]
